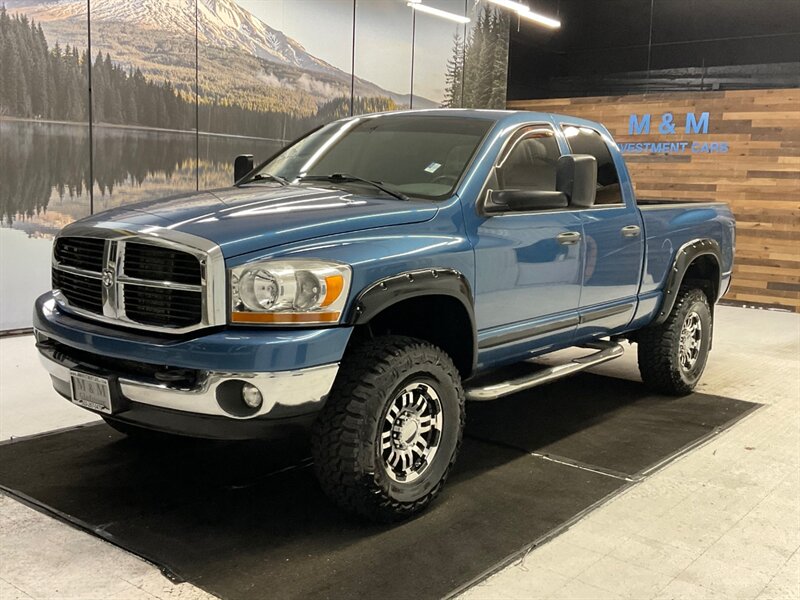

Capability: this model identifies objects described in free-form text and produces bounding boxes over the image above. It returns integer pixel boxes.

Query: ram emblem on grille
[101,268,115,288]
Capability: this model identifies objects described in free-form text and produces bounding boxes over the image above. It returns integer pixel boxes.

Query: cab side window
[563,127,623,205]
[485,129,561,212]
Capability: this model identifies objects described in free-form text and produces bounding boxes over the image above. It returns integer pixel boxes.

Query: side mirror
[557,154,597,207]
[234,154,254,183]
[489,189,569,212]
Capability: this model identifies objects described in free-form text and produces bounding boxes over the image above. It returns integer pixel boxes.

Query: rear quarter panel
[633,202,735,326]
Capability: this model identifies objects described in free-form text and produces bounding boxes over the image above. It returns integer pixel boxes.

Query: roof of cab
[345,107,605,131]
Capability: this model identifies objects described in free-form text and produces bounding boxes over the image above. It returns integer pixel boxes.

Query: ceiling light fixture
[486,0,529,11]
[407,1,471,24]
[517,8,560,28]
[486,0,561,29]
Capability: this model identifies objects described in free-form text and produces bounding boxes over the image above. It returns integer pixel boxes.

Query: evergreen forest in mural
[443,6,510,109]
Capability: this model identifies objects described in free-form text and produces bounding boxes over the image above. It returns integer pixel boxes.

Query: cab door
[560,124,644,335]
[467,125,583,367]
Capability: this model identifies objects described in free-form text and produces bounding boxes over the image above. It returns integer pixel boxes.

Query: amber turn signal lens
[321,274,344,308]
[231,311,341,324]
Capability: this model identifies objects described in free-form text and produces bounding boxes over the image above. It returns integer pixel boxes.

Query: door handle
[556,231,582,245]
[621,225,641,238]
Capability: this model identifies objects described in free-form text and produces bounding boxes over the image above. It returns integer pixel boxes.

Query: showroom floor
[0,305,798,600]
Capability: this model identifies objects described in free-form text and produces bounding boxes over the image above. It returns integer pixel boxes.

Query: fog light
[241,383,263,409]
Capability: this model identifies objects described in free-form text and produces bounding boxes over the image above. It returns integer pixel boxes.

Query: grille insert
[52,268,103,314]
[54,237,105,272]
[123,284,202,328]
[124,242,202,285]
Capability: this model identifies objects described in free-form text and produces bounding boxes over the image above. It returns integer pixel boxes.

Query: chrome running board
[465,341,624,401]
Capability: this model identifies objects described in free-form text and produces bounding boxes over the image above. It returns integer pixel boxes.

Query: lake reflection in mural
[0,119,282,329]
[1,120,284,235]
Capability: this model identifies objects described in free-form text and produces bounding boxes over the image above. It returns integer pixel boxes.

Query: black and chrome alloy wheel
[678,311,703,372]
[312,335,465,522]
[380,382,443,483]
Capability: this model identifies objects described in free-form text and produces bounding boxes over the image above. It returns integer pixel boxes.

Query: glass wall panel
[411,0,468,108]
[198,0,354,186]
[353,0,413,115]
[89,0,198,212]
[0,2,91,329]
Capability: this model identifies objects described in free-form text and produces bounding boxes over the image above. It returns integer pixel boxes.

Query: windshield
[249,114,494,199]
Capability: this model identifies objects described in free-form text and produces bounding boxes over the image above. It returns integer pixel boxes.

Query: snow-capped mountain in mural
[16,0,340,74]
[6,0,434,107]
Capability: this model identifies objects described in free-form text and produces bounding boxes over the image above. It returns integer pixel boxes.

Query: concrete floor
[1,305,798,599]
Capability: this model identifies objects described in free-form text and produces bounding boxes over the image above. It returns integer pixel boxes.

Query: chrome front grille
[51,230,224,334]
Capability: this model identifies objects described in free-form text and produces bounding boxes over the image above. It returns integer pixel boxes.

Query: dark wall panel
[508,0,800,99]
[650,0,798,44]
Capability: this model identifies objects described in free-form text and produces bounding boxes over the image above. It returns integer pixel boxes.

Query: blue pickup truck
[34,109,735,520]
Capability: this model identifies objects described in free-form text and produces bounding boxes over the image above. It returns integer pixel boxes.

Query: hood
[80,184,439,257]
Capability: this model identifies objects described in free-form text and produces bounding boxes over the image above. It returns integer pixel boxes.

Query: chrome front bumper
[38,348,339,421]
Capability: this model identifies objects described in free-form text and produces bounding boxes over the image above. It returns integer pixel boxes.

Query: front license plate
[70,371,113,414]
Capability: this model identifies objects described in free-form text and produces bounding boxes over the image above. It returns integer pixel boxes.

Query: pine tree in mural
[443,5,509,109]
[442,32,464,108]
[0,10,89,120]
[488,13,510,109]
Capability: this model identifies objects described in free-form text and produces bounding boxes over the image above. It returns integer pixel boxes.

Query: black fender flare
[347,268,477,370]
[654,238,722,325]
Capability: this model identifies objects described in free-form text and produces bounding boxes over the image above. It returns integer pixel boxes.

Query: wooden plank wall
[508,88,800,312]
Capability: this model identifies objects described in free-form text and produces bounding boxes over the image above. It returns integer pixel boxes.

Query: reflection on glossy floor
[1,305,798,600]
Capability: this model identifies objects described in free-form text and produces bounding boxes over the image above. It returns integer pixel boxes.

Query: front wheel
[311,335,465,522]
[637,287,713,395]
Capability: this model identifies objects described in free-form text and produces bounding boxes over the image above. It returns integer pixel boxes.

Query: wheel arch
[654,238,722,325]
[346,269,477,377]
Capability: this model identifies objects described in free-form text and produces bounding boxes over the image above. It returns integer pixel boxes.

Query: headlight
[229,259,351,325]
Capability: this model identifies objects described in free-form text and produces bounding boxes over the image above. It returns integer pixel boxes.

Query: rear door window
[562,126,623,206]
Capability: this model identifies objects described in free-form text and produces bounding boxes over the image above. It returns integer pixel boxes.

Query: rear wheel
[312,335,465,522]
[637,287,712,395]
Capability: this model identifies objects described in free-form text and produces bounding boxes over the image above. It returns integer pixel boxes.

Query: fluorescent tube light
[407,2,471,24]
[487,0,530,11]
[487,0,561,29]
[518,8,560,28]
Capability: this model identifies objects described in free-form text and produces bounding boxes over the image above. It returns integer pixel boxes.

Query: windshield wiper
[246,173,290,186]
[299,173,409,201]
